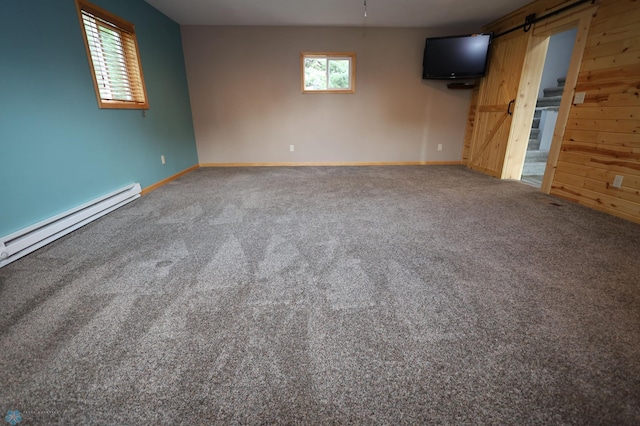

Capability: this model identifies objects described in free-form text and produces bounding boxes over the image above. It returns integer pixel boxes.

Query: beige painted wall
[181,26,475,164]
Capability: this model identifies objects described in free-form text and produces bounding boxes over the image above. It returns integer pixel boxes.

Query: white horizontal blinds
[81,9,145,104]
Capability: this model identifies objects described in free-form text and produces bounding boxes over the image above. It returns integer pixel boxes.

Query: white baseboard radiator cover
[0,183,141,268]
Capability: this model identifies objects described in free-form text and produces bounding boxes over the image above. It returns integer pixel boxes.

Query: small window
[76,0,149,109]
[301,52,356,94]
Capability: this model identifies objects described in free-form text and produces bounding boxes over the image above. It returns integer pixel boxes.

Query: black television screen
[422,33,492,79]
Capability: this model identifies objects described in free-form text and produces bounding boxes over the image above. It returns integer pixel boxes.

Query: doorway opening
[521,28,578,188]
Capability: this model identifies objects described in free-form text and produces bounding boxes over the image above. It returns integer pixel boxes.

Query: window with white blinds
[76,0,148,109]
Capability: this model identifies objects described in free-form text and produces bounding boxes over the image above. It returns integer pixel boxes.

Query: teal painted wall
[0,0,198,237]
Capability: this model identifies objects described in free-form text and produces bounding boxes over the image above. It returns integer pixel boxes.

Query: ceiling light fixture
[364,0,367,18]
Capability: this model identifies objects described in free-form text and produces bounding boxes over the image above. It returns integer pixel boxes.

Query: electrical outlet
[612,175,623,188]
[437,144,443,151]
[290,145,295,152]
[574,92,586,104]
[161,155,165,165]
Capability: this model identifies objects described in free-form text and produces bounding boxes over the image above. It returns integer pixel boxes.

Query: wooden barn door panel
[469,31,530,177]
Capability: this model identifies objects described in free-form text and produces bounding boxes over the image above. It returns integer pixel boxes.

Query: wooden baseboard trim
[141,164,199,195]
[199,161,462,168]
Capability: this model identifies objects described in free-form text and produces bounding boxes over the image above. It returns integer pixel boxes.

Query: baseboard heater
[0,183,141,268]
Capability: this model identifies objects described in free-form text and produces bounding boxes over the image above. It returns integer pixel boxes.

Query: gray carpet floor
[1,165,639,425]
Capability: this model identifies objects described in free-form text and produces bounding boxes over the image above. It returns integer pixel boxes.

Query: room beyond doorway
[521,28,577,188]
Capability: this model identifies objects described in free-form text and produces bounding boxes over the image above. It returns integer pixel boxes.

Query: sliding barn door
[468,31,530,177]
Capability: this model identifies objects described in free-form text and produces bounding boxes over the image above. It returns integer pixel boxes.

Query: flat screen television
[422,33,492,80]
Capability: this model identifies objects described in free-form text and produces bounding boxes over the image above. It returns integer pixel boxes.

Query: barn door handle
[507,99,515,115]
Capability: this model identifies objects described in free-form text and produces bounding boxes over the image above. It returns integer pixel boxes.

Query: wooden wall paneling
[540,5,596,192]
[468,30,530,177]
[586,18,640,47]
[551,180,640,221]
[576,63,640,105]
[464,0,640,223]
[555,160,640,188]
[462,8,535,176]
[531,2,595,34]
[583,34,640,61]
[461,86,480,165]
[485,0,575,34]
[562,145,640,164]
[599,0,640,15]
[583,92,640,106]
[565,118,640,133]
[499,1,596,181]
[564,129,640,145]
[558,150,640,175]
[581,50,640,72]
[465,1,595,181]
[577,62,640,83]
[587,2,640,34]
[562,141,640,159]
[569,106,640,120]
[501,35,549,179]
[554,170,640,204]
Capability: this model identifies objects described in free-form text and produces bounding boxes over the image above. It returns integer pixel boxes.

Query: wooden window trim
[75,0,149,109]
[301,52,356,94]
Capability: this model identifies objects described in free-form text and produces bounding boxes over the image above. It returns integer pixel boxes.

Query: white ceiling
[143,0,533,28]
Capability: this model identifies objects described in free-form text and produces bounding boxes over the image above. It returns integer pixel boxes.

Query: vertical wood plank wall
[485,0,576,35]
[466,0,640,223]
[552,0,640,223]
[462,87,479,165]
[469,31,531,177]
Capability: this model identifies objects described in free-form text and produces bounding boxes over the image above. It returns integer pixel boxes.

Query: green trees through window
[301,52,355,94]
[304,58,350,90]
